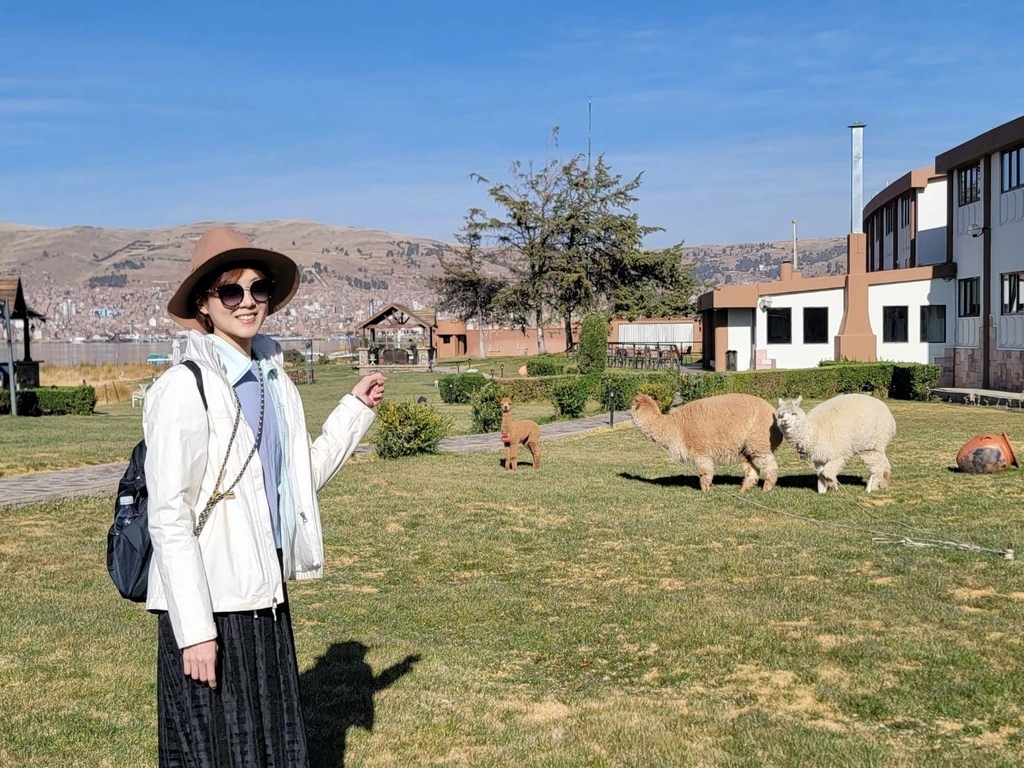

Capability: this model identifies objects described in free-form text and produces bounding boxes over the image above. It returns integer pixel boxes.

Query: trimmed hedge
[438,373,490,404]
[578,314,608,374]
[0,386,97,416]
[598,370,680,411]
[677,362,939,404]
[525,355,564,376]
[490,374,578,403]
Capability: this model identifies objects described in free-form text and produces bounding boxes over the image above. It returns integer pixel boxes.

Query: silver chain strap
[194,365,265,536]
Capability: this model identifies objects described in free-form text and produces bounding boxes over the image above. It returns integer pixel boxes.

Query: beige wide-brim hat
[168,226,300,331]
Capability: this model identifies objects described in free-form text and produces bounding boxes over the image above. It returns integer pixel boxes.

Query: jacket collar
[183,331,284,383]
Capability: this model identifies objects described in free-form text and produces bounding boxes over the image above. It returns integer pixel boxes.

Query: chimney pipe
[849,122,866,234]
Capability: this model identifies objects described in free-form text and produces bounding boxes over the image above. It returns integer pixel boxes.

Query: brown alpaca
[499,396,541,471]
[631,393,782,492]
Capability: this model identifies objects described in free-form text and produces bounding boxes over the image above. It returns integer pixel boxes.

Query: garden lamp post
[608,385,617,427]
[500,364,505,378]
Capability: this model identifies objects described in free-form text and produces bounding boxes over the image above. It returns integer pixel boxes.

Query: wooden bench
[288,369,312,385]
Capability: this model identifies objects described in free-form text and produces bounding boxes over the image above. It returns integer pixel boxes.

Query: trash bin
[726,350,737,371]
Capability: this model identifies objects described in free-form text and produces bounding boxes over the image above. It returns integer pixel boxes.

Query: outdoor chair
[131,383,148,408]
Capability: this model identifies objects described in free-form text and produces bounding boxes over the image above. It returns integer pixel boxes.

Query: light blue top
[208,336,284,548]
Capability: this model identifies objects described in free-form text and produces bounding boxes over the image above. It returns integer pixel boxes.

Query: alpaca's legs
[506,444,517,471]
[816,459,844,493]
[527,439,540,470]
[752,452,779,492]
[694,457,715,491]
[738,456,759,493]
[862,450,890,492]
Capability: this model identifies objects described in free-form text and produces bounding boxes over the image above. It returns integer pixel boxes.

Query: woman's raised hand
[352,372,386,408]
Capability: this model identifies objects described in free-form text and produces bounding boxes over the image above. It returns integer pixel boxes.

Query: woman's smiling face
[198,267,269,355]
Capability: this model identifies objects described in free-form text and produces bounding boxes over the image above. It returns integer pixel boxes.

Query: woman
[144,227,385,766]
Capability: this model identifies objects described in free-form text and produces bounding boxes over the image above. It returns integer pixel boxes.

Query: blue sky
[2,0,1021,247]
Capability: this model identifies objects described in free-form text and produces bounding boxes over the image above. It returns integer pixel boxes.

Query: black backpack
[106,360,207,601]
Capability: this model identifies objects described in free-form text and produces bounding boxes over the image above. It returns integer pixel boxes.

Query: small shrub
[578,314,608,374]
[283,348,305,366]
[438,372,489,404]
[471,383,511,433]
[551,377,590,418]
[526,355,563,376]
[374,399,452,459]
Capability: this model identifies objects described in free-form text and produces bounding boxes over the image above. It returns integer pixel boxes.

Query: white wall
[951,167,985,348]
[617,321,695,346]
[754,288,844,369]
[916,179,948,265]
[898,212,912,269]
[726,309,754,371]
[869,279,954,363]
[991,153,1024,349]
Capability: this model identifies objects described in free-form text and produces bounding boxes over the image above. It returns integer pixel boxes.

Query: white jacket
[143,331,376,649]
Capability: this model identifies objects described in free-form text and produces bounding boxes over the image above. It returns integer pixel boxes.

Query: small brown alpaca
[499,395,541,471]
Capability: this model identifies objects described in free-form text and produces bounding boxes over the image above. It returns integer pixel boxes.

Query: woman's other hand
[352,372,386,408]
[182,640,218,689]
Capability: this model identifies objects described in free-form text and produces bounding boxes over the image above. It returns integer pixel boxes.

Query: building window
[899,196,910,228]
[1001,272,1024,315]
[958,163,981,206]
[882,306,908,343]
[803,307,828,344]
[920,305,946,343]
[958,277,980,317]
[1002,146,1023,193]
[884,205,893,234]
[766,308,792,344]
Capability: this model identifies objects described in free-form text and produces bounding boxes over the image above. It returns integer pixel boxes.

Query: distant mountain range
[0,219,849,301]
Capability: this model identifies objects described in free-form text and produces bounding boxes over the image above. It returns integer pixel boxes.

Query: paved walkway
[0,410,633,508]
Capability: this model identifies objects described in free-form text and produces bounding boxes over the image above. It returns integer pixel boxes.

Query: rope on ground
[721,476,1015,562]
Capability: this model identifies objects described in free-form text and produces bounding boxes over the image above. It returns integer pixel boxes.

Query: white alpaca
[631,393,783,492]
[776,394,896,494]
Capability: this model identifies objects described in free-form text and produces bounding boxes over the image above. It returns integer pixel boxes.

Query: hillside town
[14,270,437,343]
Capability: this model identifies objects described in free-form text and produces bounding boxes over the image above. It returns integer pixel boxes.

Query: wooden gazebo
[0,276,46,388]
[356,303,436,370]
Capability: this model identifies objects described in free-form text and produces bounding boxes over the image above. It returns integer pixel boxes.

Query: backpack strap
[180,359,208,411]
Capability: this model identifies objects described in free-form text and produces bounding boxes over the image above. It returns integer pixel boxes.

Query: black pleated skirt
[155,600,309,768]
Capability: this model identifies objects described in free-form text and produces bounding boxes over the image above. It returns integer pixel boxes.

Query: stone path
[0,410,633,508]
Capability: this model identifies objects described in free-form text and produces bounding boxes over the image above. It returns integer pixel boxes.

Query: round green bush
[551,377,590,418]
[470,383,511,433]
[374,399,453,459]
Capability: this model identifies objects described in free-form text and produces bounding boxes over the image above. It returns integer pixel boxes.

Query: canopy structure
[0,276,46,362]
[356,303,436,366]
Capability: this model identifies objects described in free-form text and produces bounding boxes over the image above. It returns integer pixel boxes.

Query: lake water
[28,337,355,367]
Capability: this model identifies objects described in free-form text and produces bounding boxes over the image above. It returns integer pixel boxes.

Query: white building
[698,114,1024,391]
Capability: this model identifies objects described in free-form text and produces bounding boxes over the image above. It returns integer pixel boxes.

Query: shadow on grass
[301,641,421,768]
[618,471,866,491]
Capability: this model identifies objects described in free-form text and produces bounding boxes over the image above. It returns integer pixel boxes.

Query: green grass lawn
[2,395,1024,766]
[0,361,598,477]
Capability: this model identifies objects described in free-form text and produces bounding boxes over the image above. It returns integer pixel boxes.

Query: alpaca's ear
[794,395,802,407]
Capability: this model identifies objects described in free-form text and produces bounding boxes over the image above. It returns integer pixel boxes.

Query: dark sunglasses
[209,279,275,308]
